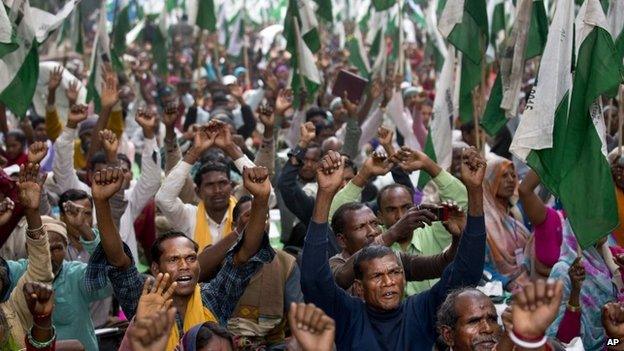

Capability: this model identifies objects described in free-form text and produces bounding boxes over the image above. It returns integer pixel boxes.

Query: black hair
[376,183,414,211]
[353,245,395,280]
[151,231,199,264]
[331,202,368,236]
[89,152,108,170]
[117,153,132,169]
[436,287,485,332]
[343,156,357,174]
[305,106,327,122]
[31,117,45,129]
[0,257,9,301]
[459,120,475,133]
[196,322,233,349]
[193,162,231,188]
[232,195,253,222]
[59,189,93,215]
[5,130,26,147]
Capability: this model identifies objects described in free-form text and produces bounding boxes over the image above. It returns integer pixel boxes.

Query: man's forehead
[381,188,412,207]
[363,255,401,273]
[161,237,197,255]
[348,207,376,224]
[455,292,496,318]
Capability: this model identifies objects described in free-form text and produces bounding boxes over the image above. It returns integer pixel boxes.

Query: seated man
[301,149,486,350]
[329,199,462,295]
[86,162,276,350]
[0,164,54,349]
[156,121,264,250]
[331,146,468,295]
[4,163,110,351]
[437,280,565,351]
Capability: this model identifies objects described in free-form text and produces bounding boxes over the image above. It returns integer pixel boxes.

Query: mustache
[471,335,499,347]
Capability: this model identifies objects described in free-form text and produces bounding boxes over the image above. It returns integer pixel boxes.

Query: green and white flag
[346,25,371,77]
[556,0,623,248]
[607,0,624,61]
[152,10,169,76]
[524,0,548,60]
[29,0,81,43]
[86,2,111,113]
[125,19,145,47]
[438,0,488,123]
[0,1,18,58]
[0,0,39,117]
[284,0,321,106]
[112,0,131,56]
[419,46,455,188]
[488,0,506,52]
[188,0,216,32]
[510,0,573,185]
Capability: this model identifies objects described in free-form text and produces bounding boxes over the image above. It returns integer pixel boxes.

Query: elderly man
[300,148,486,350]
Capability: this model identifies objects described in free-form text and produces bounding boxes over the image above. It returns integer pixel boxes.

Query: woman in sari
[547,221,624,350]
[482,155,532,290]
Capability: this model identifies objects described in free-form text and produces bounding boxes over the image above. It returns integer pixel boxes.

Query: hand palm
[66,88,78,103]
[19,183,41,209]
[137,116,156,130]
[33,299,54,316]
[28,150,46,163]
[104,139,119,154]
[462,167,485,188]
[317,169,343,192]
[136,294,166,320]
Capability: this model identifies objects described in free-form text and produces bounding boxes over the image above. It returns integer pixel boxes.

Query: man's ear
[336,233,346,250]
[439,325,454,348]
[353,279,364,299]
[150,262,160,277]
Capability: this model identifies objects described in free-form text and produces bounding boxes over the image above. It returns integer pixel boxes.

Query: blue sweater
[301,216,486,351]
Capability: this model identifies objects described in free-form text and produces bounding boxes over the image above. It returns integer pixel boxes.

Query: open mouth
[175,275,194,286]
[382,291,398,299]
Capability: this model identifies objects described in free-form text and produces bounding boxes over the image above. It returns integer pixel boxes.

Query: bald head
[321,136,343,154]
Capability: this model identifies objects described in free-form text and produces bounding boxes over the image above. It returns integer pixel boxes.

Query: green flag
[439,0,488,123]
[525,0,548,59]
[314,0,333,22]
[346,26,371,77]
[372,0,397,11]
[557,0,623,248]
[0,3,19,58]
[113,0,131,56]
[188,0,216,32]
[284,0,321,106]
[0,0,39,118]
[419,47,455,188]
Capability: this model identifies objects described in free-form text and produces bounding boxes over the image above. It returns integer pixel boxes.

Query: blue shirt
[7,231,111,351]
[301,217,486,351]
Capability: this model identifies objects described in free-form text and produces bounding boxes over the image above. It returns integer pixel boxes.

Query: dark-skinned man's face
[198,171,232,212]
[378,187,413,228]
[337,207,381,255]
[440,291,501,351]
[355,254,405,311]
[151,237,200,297]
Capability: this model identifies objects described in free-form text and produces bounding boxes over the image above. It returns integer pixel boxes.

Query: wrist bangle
[508,330,547,349]
[566,302,581,312]
[27,326,55,349]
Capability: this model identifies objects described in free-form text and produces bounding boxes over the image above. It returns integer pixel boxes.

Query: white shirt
[155,156,255,240]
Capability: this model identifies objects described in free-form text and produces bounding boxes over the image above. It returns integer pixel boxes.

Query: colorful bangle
[566,302,581,313]
[508,330,547,349]
[27,326,55,349]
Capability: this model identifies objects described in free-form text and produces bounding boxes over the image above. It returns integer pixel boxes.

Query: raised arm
[518,169,547,226]
[7,163,54,332]
[301,151,353,322]
[52,104,90,194]
[44,67,64,142]
[340,94,362,160]
[418,147,487,335]
[92,166,132,269]
[254,104,276,176]
[155,126,215,233]
[86,65,121,165]
[233,166,271,265]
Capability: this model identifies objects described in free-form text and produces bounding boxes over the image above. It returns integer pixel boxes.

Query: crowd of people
[1,0,624,350]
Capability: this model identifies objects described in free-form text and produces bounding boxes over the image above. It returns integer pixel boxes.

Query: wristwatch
[287,146,307,163]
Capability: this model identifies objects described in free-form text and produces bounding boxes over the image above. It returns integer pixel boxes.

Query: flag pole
[619,85,624,155]
[242,2,251,89]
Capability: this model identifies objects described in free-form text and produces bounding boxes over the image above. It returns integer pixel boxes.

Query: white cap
[222,75,237,86]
